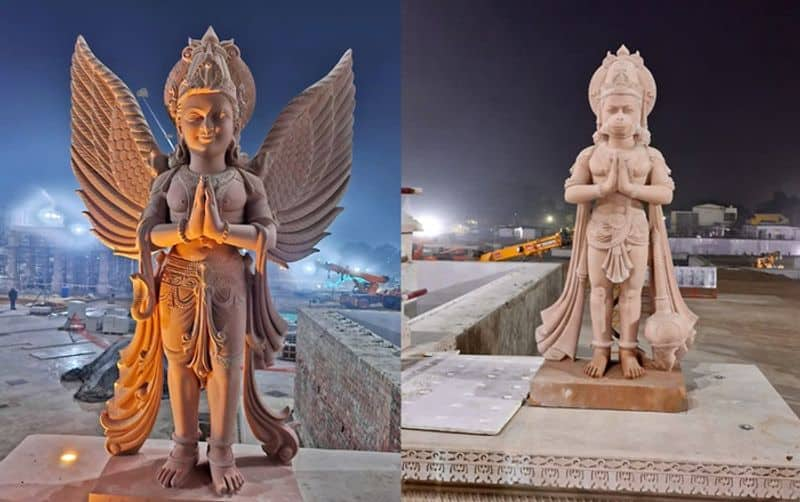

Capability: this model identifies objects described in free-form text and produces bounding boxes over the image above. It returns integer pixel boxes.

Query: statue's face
[600,94,641,139]
[178,92,235,158]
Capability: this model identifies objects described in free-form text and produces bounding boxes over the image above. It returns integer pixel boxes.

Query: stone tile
[403,354,541,434]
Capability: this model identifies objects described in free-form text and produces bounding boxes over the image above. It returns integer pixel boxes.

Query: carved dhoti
[587,205,649,284]
[159,250,247,387]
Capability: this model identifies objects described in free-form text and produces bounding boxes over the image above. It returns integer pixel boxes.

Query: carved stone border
[402,449,800,499]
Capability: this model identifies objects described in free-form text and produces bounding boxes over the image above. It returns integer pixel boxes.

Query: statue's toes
[214,481,228,495]
[158,467,174,488]
[170,467,189,488]
[234,471,245,490]
[225,471,244,492]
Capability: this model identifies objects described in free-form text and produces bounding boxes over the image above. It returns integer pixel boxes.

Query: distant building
[742,224,800,240]
[669,210,699,237]
[692,203,737,228]
[0,226,134,296]
[495,226,539,241]
[669,204,737,237]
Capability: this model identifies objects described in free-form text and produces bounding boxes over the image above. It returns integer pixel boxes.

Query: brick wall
[295,308,400,452]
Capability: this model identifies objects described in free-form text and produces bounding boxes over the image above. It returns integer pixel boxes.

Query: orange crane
[479,231,567,262]
[320,262,389,294]
[319,262,400,309]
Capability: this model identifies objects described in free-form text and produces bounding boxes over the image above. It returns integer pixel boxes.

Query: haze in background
[402,0,800,228]
[0,0,400,250]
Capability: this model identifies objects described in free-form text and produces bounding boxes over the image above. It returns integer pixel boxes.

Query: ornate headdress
[163,26,256,134]
[588,45,656,127]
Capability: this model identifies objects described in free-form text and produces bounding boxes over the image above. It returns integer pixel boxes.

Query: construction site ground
[0,267,798,459]
[0,299,295,460]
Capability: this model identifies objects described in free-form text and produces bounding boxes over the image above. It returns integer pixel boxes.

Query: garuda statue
[535,45,697,380]
[70,27,354,494]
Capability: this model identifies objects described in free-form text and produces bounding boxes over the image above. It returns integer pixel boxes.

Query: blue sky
[0,0,400,248]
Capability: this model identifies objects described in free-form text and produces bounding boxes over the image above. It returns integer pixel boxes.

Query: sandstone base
[529,358,688,412]
[89,440,302,501]
[0,434,400,501]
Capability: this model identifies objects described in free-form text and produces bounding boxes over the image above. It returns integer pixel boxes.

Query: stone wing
[248,49,355,266]
[71,36,162,259]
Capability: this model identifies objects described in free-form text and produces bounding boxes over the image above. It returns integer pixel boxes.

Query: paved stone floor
[686,268,800,415]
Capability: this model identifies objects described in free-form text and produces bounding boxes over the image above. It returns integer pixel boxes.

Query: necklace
[179,165,237,192]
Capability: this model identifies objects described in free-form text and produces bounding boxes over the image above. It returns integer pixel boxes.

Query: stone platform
[0,434,400,501]
[402,358,800,500]
[529,359,688,412]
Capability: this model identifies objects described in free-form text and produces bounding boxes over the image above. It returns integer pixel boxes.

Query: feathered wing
[248,49,355,267]
[239,50,354,463]
[71,35,162,259]
[71,35,166,455]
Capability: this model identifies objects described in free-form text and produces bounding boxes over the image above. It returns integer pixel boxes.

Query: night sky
[402,0,800,227]
[0,0,399,247]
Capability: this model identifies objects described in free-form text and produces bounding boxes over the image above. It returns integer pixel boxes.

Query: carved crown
[588,45,656,120]
[163,27,256,132]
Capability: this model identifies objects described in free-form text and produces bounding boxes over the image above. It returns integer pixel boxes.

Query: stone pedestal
[529,359,688,412]
[0,434,400,501]
[402,359,800,500]
[89,441,303,501]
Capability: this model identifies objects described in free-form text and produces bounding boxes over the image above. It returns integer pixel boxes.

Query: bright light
[37,207,64,226]
[353,267,362,273]
[70,223,88,236]
[60,451,78,464]
[416,214,444,238]
[545,214,554,224]
[303,264,315,275]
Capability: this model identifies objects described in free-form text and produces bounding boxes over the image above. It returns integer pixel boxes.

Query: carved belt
[161,253,229,386]
[588,204,648,284]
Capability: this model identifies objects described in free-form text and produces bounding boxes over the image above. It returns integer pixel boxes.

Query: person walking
[8,287,18,311]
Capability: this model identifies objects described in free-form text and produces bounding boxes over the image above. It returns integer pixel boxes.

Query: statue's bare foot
[620,347,645,379]
[584,347,611,378]
[157,435,198,488]
[208,442,245,495]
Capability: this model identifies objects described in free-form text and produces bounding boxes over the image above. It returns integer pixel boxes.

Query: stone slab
[30,345,100,360]
[0,434,109,501]
[529,359,688,412]
[402,360,800,499]
[0,434,400,501]
[402,355,541,435]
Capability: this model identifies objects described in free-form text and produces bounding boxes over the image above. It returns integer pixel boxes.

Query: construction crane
[479,230,569,262]
[318,262,400,309]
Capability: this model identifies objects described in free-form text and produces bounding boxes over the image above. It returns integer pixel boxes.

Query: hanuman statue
[535,45,697,379]
[70,27,354,494]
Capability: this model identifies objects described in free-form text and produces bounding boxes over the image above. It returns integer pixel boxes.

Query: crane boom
[479,232,564,262]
